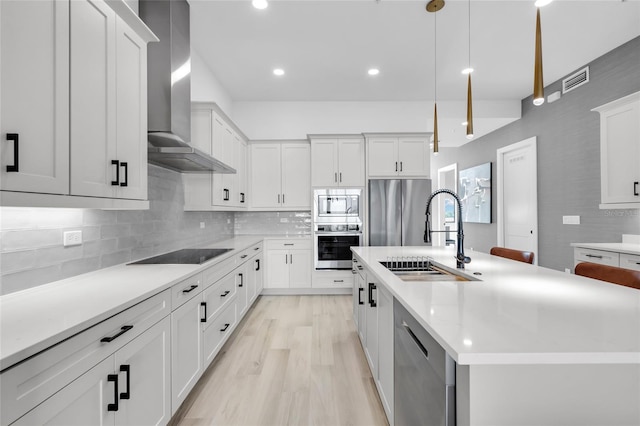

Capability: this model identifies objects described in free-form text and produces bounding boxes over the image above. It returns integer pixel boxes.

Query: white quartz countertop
[352,246,640,366]
[0,236,265,371]
[571,242,640,256]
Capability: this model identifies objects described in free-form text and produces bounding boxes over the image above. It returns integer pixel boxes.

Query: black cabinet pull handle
[634,181,639,196]
[358,287,364,305]
[395,161,398,172]
[278,194,280,204]
[221,290,230,297]
[238,273,244,287]
[334,172,338,182]
[223,189,230,201]
[201,302,207,322]
[6,133,19,172]
[107,374,119,411]
[368,283,377,307]
[339,172,342,182]
[240,192,245,203]
[334,279,344,283]
[254,247,260,251]
[120,162,128,187]
[220,323,230,332]
[282,193,285,204]
[119,365,131,400]
[182,284,198,294]
[284,243,294,246]
[585,254,604,259]
[101,325,133,343]
[111,160,120,186]
[255,259,260,271]
[400,161,403,172]
[240,254,248,259]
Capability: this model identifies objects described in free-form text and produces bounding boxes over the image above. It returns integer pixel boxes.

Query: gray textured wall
[432,36,640,271]
[0,165,234,295]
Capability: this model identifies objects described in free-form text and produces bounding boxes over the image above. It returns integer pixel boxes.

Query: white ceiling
[190,0,640,141]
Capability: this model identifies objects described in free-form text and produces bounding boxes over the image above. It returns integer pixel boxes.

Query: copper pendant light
[465,0,474,139]
[533,8,545,106]
[427,0,443,154]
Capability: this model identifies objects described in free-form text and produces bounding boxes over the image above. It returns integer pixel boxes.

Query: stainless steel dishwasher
[394,298,456,426]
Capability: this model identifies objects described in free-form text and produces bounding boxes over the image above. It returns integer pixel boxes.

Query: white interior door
[497,137,538,263]
[435,163,457,247]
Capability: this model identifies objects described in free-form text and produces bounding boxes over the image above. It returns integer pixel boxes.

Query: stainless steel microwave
[313,189,363,222]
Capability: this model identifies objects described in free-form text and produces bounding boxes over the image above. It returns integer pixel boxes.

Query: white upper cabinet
[310,136,365,187]
[593,92,640,208]
[249,141,310,210]
[0,0,157,208]
[366,135,430,178]
[184,103,247,211]
[0,0,70,195]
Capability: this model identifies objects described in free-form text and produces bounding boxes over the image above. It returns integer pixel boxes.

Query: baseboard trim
[260,288,351,296]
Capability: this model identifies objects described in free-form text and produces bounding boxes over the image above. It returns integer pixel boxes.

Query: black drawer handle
[223,188,230,201]
[634,181,639,196]
[107,374,119,411]
[358,287,364,305]
[120,162,128,187]
[220,323,230,332]
[182,284,198,294]
[585,254,604,259]
[254,247,260,251]
[240,192,245,203]
[368,282,377,307]
[201,302,207,322]
[119,365,130,400]
[111,160,120,186]
[334,279,344,283]
[255,259,260,271]
[101,325,133,343]
[221,290,231,297]
[6,133,19,172]
[238,273,244,287]
[240,254,248,259]
[284,243,294,246]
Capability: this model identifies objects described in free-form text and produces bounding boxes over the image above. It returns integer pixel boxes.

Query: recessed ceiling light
[368,68,380,76]
[534,0,553,7]
[273,68,285,76]
[461,67,474,74]
[252,0,268,10]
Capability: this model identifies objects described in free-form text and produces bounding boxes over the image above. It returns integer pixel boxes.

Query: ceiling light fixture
[533,6,545,106]
[252,0,268,10]
[273,68,285,76]
[426,0,444,155]
[534,0,553,7]
[461,67,473,75]
[368,68,380,76]
[465,0,474,139]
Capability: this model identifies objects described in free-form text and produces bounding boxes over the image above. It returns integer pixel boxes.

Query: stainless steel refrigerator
[369,179,432,246]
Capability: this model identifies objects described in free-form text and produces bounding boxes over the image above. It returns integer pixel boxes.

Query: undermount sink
[379,258,476,282]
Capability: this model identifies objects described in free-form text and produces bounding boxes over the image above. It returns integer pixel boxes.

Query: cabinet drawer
[1,290,170,425]
[574,248,619,267]
[202,256,237,290]
[620,253,640,272]
[202,272,237,323]
[203,298,237,366]
[265,239,312,250]
[171,273,203,310]
[312,274,354,288]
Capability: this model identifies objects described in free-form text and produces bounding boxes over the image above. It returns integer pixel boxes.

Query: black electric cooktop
[129,248,233,265]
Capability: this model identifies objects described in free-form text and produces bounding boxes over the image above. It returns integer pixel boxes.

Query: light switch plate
[562,215,580,225]
[63,230,82,246]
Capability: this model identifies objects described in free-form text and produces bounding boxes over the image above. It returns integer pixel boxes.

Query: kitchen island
[352,245,640,426]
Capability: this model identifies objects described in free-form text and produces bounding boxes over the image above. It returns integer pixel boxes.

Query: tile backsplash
[234,211,312,235]
[0,165,234,295]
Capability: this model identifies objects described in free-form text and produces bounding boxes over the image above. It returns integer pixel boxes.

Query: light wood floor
[171,295,389,426]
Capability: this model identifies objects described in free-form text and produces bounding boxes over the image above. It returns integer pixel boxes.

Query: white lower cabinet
[265,239,312,289]
[14,317,171,426]
[364,279,379,378]
[377,285,394,424]
[202,300,237,366]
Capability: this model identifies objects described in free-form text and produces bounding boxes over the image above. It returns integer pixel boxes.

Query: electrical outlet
[565,268,571,273]
[200,222,205,229]
[63,230,82,247]
[562,215,580,225]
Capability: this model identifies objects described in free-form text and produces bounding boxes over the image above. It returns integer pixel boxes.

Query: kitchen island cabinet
[352,245,640,426]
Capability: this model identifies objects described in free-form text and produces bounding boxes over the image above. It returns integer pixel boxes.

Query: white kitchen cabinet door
[357,271,367,343]
[171,295,204,414]
[0,0,70,195]
[338,138,365,186]
[398,137,429,177]
[377,285,394,423]
[114,17,147,200]
[289,250,312,288]
[254,254,264,296]
[70,0,118,198]
[12,357,114,426]
[281,143,310,208]
[595,93,640,206]
[238,139,248,207]
[236,268,249,318]
[266,249,290,288]
[250,144,282,208]
[364,280,379,378]
[367,138,398,177]
[202,300,237,367]
[311,139,338,187]
[115,317,171,426]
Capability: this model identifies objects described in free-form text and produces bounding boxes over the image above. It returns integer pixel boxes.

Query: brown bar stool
[574,262,640,290]
[489,247,535,264]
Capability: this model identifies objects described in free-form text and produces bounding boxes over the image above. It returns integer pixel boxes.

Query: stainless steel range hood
[139,0,235,174]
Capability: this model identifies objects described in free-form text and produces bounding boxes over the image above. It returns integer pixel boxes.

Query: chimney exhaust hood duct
[139,0,235,174]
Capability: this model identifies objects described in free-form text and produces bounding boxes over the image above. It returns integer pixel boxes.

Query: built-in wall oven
[313,188,363,270]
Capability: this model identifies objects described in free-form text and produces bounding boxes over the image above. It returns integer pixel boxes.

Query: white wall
[191,48,234,117]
